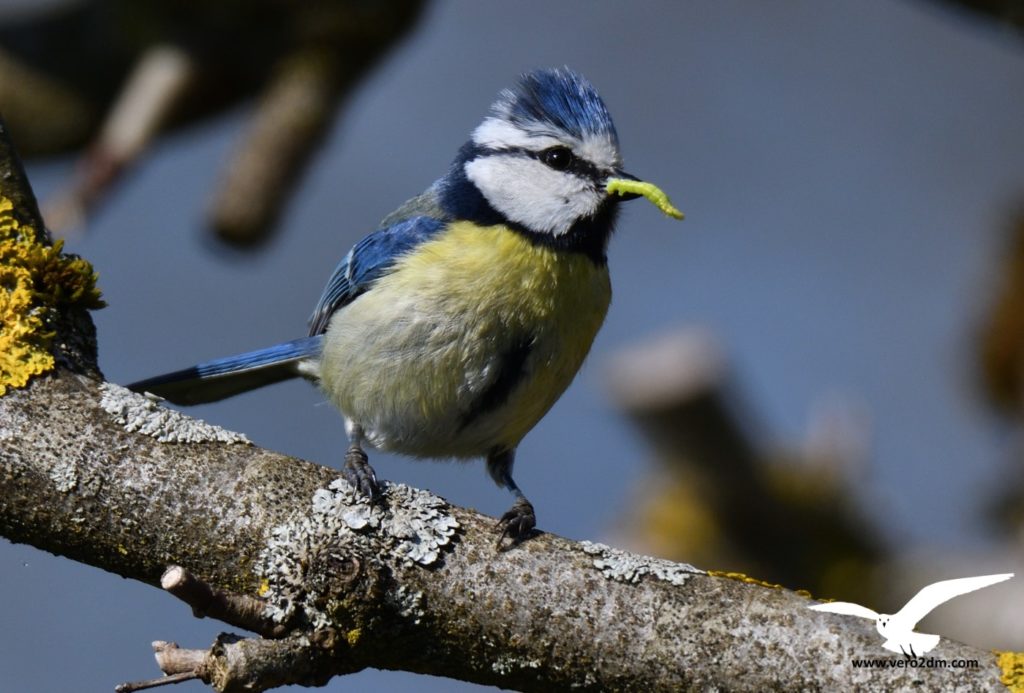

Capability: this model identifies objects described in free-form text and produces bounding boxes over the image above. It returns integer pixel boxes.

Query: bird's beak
[605,171,684,220]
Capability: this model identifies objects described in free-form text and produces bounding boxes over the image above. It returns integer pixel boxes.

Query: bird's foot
[495,497,536,550]
[343,445,380,502]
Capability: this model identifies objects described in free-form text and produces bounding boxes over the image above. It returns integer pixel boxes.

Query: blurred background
[3,0,1024,690]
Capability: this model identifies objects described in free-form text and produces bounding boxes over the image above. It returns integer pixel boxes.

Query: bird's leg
[343,425,380,501]
[487,448,536,548]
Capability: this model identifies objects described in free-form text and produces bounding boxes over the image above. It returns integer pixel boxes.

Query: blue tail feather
[128,335,323,406]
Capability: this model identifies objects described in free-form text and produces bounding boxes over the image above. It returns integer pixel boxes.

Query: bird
[808,573,1013,657]
[128,68,683,546]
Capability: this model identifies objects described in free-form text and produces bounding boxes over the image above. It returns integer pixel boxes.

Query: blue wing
[129,206,447,405]
[307,215,446,335]
[128,336,323,405]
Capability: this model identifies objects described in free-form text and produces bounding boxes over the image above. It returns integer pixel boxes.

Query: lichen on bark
[0,195,104,395]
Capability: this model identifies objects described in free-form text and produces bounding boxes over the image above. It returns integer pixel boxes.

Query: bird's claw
[495,497,536,550]
[343,446,380,502]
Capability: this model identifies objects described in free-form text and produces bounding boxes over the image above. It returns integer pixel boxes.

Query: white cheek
[464,156,602,236]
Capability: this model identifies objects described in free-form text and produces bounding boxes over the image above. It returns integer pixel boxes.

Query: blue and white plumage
[129,68,682,545]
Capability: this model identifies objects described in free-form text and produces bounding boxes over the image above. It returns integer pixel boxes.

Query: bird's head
[440,68,682,259]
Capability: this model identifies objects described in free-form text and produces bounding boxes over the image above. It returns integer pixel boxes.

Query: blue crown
[492,68,619,144]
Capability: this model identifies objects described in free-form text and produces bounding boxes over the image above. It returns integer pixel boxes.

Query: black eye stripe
[524,148,602,180]
[479,146,604,183]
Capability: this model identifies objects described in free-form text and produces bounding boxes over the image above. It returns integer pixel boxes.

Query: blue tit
[129,68,682,545]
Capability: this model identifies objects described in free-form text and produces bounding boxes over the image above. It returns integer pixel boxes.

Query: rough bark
[0,117,1018,692]
[2,374,1018,692]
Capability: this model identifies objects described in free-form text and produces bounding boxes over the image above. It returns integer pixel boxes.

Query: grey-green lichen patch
[382,483,460,566]
[99,383,251,444]
[257,478,459,628]
[491,653,542,676]
[306,479,459,566]
[579,541,703,586]
[49,458,78,492]
[391,585,426,624]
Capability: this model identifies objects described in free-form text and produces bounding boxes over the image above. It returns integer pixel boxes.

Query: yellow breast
[319,221,612,457]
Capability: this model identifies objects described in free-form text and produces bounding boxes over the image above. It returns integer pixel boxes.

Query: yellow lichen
[707,569,813,598]
[0,196,104,395]
[997,651,1024,692]
[345,628,361,646]
[258,578,271,597]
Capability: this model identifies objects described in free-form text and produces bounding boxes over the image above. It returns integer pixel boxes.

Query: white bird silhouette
[809,573,1013,656]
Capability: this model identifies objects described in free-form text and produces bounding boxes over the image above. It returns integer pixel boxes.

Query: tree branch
[0,118,1018,692]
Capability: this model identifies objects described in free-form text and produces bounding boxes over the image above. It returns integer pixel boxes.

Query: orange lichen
[0,196,103,395]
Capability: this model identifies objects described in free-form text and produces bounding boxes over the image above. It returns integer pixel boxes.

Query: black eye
[540,147,574,171]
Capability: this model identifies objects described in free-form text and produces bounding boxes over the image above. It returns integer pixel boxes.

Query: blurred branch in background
[979,208,1024,418]
[934,0,1024,33]
[0,0,425,247]
[978,207,1024,545]
[940,0,1024,619]
[609,323,1024,648]
[606,329,883,604]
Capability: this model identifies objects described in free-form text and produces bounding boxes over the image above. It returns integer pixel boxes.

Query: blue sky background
[3,1,1024,690]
